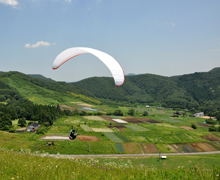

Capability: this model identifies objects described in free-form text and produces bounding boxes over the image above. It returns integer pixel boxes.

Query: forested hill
[1,68,220,109]
[73,67,220,109]
[28,74,54,82]
[0,71,94,102]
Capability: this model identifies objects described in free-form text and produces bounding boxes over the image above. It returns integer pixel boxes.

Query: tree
[143,111,148,116]
[128,109,135,116]
[18,117,26,127]
[57,104,61,113]
[191,124,197,129]
[216,112,220,125]
[113,110,123,116]
[209,125,217,132]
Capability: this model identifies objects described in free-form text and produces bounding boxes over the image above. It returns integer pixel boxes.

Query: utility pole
[159,151,161,162]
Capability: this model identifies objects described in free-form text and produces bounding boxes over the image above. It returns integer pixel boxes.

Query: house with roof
[192,112,204,117]
[26,122,39,132]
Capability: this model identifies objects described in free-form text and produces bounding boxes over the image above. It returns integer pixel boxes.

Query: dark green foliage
[18,117,27,127]
[94,112,103,116]
[73,68,220,109]
[143,111,148,116]
[128,109,135,116]
[79,111,87,116]
[206,119,217,125]
[209,125,217,132]
[113,109,123,116]
[113,132,131,142]
[191,124,197,129]
[36,126,47,134]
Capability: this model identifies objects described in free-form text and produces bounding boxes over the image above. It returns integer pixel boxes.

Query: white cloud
[165,22,176,27]
[65,0,71,2]
[0,0,18,6]
[25,41,56,48]
[170,22,175,26]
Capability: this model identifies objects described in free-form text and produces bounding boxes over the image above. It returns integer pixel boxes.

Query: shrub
[8,127,16,133]
[128,109,135,116]
[191,124,197,129]
[36,126,47,134]
[209,125,217,132]
[143,111,148,116]
[206,119,217,125]
[113,110,123,116]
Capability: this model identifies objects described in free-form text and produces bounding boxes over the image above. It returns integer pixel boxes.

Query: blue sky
[0,0,220,82]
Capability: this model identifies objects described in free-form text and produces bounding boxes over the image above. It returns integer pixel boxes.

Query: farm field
[1,105,220,156]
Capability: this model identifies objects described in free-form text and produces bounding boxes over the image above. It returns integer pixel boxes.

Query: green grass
[0,149,220,180]
[113,132,131,142]
[6,77,89,106]
[80,125,93,132]
[115,143,125,153]
[104,132,123,142]
[124,124,149,131]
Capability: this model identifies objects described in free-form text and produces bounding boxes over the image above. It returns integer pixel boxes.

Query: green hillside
[0,71,98,105]
[73,67,220,109]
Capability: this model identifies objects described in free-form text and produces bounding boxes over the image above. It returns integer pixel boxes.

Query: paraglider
[52,47,125,86]
[69,128,78,141]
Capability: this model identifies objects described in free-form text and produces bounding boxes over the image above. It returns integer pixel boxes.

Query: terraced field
[80,125,93,132]
[104,132,123,142]
[124,124,149,131]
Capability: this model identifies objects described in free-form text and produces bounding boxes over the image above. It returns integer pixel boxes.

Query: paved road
[45,151,220,158]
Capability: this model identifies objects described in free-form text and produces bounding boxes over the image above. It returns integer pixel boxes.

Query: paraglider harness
[69,127,78,141]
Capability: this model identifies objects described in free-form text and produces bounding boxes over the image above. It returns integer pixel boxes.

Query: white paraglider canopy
[52,47,125,86]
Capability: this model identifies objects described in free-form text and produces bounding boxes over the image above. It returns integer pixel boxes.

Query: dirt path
[43,151,220,158]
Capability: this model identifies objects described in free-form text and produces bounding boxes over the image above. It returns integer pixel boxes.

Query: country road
[44,151,220,158]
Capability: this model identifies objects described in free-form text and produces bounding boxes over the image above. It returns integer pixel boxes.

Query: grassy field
[1,102,220,156]
[1,103,220,179]
[0,149,220,180]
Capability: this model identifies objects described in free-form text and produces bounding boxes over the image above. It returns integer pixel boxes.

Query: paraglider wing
[52,47,125,86]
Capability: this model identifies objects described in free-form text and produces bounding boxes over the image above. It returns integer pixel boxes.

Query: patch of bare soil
[117,127,126,132]
[123,118,162,123]
[190,143,203,152]
[201,134,220,141]
[196,123,209,128]
[76,103,94,108]
[180,126,193,130]
[199,116,216,120]
[16,128,26,131]
[124,120,145,124]
[107,125,126,132]
[123,143,135,153]
[123,143,143,154]
[182,143,197,152]
[101,116,116,123]
[77,135,100,141]
[196,142,218,151]
[60,105,79,111]
[147,143,158,153]
[140,143,151,153]
[170,144,181,153]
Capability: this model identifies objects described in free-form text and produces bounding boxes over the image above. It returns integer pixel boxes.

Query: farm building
[26,122,39,132]
[146,105,150,108]
[192,112,204,117]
